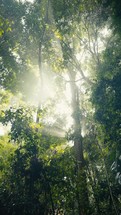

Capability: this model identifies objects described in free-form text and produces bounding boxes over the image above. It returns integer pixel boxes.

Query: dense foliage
[0,0,121,214]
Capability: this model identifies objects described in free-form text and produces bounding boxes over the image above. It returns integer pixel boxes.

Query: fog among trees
[0,0,121,214]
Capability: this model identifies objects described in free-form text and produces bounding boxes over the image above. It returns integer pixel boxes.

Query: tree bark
[69,70,89,215]
[69,71,84,168]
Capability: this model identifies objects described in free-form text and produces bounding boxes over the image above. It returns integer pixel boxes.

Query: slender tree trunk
[69,71,89,215]
[36,41,43,124]
[36,0,50,124]
[69,71,84,168]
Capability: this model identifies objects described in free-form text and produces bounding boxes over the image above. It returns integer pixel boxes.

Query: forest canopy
[0,0,121,214]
